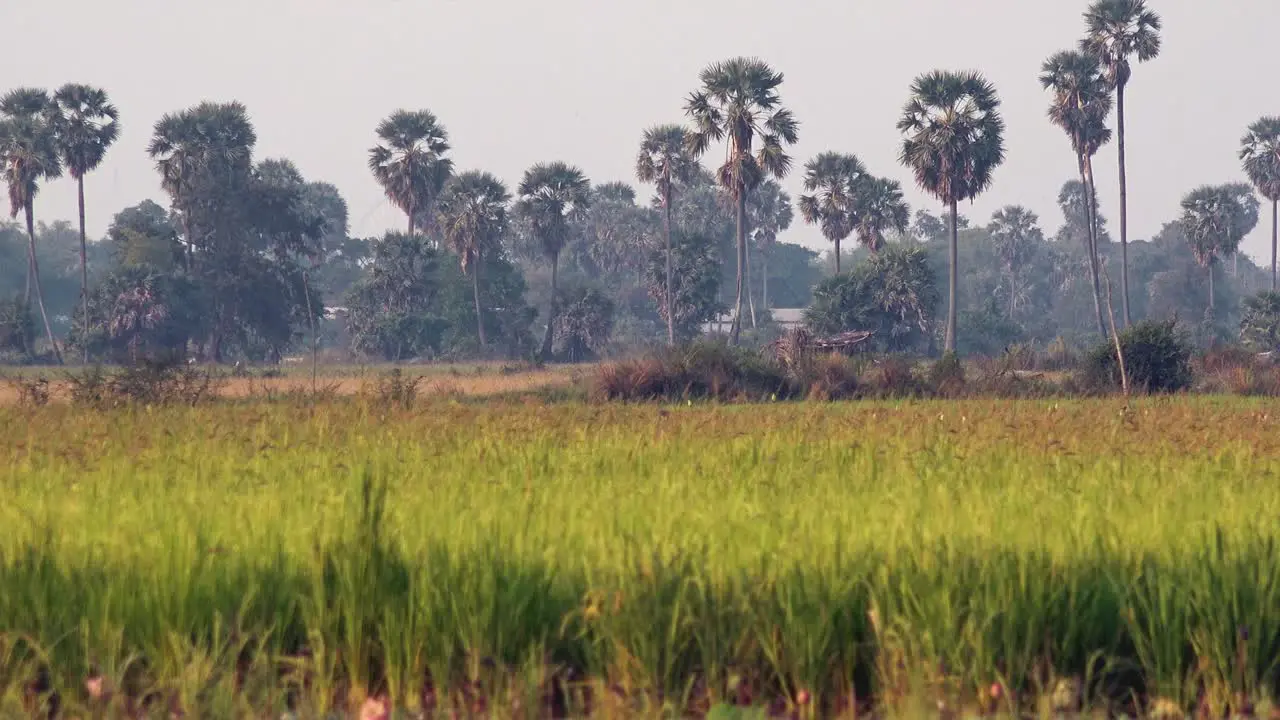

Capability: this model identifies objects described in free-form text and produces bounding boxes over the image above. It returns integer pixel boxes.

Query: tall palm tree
[798,152,865,274]
[685,57,799,345]
[1181,184,1259,317]
[436,171,510,347]
[0,89,63,363]
[1041,50,1114,335]
[1081,0,1161,327]
[747,178,792,316]
[853,176,911,254]
[988,206,1044,320]
[897,71,1006,354]
[636,124,699,345]
[368,110,452,241]
[516,162,591,361]
[1241,117,1280,289]
[52,84,120,361]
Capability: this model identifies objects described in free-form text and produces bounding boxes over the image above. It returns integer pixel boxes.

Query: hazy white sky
[6,0,1277,259]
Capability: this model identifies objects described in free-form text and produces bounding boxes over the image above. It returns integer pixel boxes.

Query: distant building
[702,307,805,335]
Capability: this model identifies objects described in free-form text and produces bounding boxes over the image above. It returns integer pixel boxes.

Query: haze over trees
[3,0,1280,367]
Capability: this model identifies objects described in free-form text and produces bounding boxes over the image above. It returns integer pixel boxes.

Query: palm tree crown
[1181,184,1259,268]
[437,171,510,275]
[1080,0,1162,89]
[1241,118,1280,203]
[798,152,866,269]
[0,89,61,218]
[685,57,799,194]
[516,162,591,260]
[368,110,453,237]
[636,124,699,200]
[854,177,910,253]
[52,84,120,180]
[897,71,1005,206]
[1040,51,1114,160]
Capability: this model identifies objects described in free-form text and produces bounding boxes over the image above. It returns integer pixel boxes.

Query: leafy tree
[1041,50,1114,335]
[806,245,938,353]
[636,124,699,345]
[436,171,510,347]
[1082,0,1162,326]
[685,57,799,345]
[553,284,615,362]
[853,176,910,254]
[573,182,655,283]
[642,230,725,340]
[107,200,183,270]
[0,89,64,363]
[516,162,591,361]
[1241,291,1280,352]
[912,210,948,242]
[78,265,201,364]
[746,178,793,315]
[345,233,445,360]
[897,71,1006,354]
[1181,184,1260,318]
[52,84,119,361]
[988,206,1045,320]
[1241,117,1280,289]
[368,110,452,240]
[0,299,34,359]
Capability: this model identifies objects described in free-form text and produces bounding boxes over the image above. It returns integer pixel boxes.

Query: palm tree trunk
[745,236,757,329]
[1272,199,1278,291]
[540,252,558,361]
[945,197,958,354]
[1208,260,1216,315]
[25,203,62,365]
[834,238,842,274]
[78,175,90,364]
[1081,158,1106,336]
[761,244,770,317]
[1116,80,1132,328]
[1008,268,1016,320]
[407,207,415,240]
[472,266,487,347]
[663,183,675,346]
[730,188,746,346]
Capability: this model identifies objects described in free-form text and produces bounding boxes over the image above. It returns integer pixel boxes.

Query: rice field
[2,396,1280,717]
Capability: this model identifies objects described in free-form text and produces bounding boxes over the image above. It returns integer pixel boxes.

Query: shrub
[66,360,224,408]
[1082,320,1192,394]
[859,356,931,400]
[1240,291,1280,352]
[592,341,795,402]
[927,352,966,398]
[797,354,861,401]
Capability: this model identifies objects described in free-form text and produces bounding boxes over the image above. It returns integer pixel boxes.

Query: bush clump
[66,359,224,408]
[1082,319,1193,394]
[594,341,795,402]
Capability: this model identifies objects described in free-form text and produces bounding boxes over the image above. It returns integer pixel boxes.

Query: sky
[5,0,1277,260]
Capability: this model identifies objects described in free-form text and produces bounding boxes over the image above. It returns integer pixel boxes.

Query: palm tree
[1241,117,1280,289]
[1181,184,1259,317]
[1081,0,1161,327]
[897,71,1006,354]
[636,124,699,345]
[685,57,799,345]
[516,162,591,361]
[1041,50,1114,335]
[798,152,865,274]
[148,102,257,270]
[436,171,510,348]
[747,178,793,316]
[853,176,910,254]
[0,89,63,363]
[52,84,120,361]
[368,110,452,241]
[988,206,1044,320]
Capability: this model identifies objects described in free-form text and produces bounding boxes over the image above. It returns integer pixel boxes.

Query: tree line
[2,0,1279,366]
